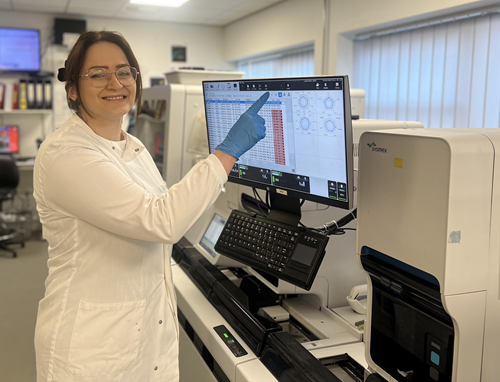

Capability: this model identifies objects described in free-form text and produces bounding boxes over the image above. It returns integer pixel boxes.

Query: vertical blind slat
[441,22,460,128]
[429,25,447,128]
[485,16,500,127]
[378,35,393,120]
[369,39,381,118]
[455,19,475,128]
[398,32,411,121]
[469,16,490,128]
[418,27,434,128]
[407,30,422,122]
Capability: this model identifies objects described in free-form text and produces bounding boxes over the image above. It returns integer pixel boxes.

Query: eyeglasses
[79,66,139,88]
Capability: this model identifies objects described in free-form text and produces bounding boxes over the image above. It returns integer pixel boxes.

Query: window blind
[352,14,500,128]
[237,48,314,79]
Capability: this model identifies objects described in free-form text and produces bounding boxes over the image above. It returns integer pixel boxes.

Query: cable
[252,188,269,217]
[253,190,355,237]
[300,208,358,236]
[253,188,268,208]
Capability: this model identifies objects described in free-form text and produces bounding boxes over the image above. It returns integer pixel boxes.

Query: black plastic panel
[361,250,454,382]
[214,325,248,357]
[260,332,343,382]
[210,281,282,356]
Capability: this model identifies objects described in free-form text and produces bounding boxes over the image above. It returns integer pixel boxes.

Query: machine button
[429,367,439,381]
[431,351,440,366]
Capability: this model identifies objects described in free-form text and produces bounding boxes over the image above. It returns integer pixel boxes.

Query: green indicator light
[224,333,229,338]
[272,176,275,183]
[231,340,235,343]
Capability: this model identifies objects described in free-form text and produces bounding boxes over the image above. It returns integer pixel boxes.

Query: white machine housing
[350,88,366,119]
[136,70,244,187]
[357,128,500,382]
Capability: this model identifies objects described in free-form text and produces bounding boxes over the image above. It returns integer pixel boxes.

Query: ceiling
[0,0,285,26]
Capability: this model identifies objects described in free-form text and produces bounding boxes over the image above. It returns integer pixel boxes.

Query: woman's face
[70,41,136,123]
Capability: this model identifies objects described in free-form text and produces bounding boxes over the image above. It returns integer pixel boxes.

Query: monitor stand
[267,193,301,227]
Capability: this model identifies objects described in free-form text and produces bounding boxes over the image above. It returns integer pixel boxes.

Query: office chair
[0,154,20,258]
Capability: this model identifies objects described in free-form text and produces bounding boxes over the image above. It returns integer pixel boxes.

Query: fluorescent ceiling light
[129,0,189,7]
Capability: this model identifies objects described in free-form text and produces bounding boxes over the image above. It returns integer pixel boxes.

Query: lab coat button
[135,148,139,152]
[154,366,158,371]
[112,146,115,150]
[159,320,163,324]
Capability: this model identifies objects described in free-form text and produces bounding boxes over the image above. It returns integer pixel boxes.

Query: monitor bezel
[0,27,41,73]
[203,75,354,210]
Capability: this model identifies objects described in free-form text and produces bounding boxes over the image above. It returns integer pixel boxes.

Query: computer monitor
[198,213,226,259]
[194,213,243,267]
[203,76,353,225]
[0,28,40,72]
[0,126,19,154]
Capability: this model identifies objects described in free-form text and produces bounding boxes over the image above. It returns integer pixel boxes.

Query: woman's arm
[212,150,237,174]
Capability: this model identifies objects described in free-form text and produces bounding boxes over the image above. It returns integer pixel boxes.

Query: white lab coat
[33,114,227,381]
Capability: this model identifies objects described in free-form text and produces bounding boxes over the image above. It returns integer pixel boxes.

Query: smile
[102,95,127,100]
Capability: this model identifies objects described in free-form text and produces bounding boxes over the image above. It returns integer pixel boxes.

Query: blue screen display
[0,28,40,72]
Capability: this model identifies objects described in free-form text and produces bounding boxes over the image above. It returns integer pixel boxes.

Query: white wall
[223,0,324,73]
[223,0,499,77]
[86,17,235,81]
[0,10,234,82]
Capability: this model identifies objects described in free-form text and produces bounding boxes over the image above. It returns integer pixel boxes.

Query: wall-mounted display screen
[0,28,40,72]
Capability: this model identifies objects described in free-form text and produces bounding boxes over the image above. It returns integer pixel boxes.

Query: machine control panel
[214,325,248,357]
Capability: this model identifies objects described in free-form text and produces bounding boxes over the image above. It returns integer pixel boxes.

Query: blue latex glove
[215,92,270,159]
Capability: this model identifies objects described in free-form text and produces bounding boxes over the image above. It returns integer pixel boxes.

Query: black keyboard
[214,210,329,290]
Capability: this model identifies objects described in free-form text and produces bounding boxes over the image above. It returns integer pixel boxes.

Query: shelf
[0,109,52,115]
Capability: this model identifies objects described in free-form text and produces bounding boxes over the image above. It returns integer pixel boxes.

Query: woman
[33,31,269,382]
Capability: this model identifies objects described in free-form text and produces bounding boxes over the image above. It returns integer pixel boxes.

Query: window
[353,13,500,128]
[237,47,314,79]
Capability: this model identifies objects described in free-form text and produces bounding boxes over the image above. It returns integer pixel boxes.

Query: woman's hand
[215,92,270,159]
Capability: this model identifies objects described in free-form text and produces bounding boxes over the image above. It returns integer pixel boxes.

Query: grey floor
[0,239,49,382]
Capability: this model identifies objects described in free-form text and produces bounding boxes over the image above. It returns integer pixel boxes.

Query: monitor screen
[0,125,19,154]
[198,213,227,259]
[203,76,353,209]
[0,28,40,72]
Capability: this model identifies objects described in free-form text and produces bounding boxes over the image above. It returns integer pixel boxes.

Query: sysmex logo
[367,142,387,153]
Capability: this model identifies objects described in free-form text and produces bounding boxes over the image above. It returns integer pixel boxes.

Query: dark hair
[64,31,142,117]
